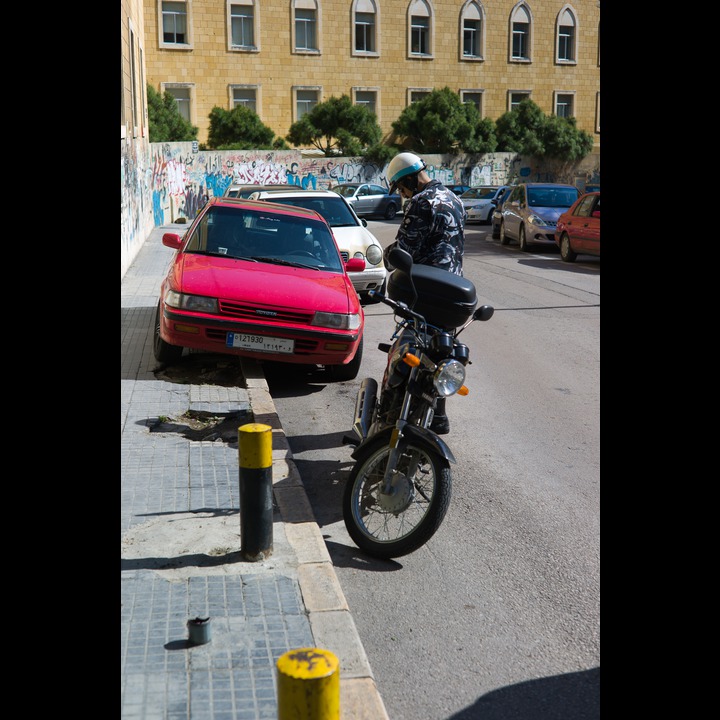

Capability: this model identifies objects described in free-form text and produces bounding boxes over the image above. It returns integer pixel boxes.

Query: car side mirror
[162,232,183,250]
[591,210,600,218]
[361,218,368,227]
[345,257,366,272]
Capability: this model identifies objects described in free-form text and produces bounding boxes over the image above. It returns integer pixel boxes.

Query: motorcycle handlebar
[368,289,425,323]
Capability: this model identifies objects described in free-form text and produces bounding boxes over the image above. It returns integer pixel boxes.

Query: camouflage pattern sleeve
[395,180,466,275]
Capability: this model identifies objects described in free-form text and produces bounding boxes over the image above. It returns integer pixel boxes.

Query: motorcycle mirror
[473,304,495,322]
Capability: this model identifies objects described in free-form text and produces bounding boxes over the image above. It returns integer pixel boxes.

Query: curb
[241,357,390,720]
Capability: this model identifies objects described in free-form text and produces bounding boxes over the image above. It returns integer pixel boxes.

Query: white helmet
[387,152,427,195]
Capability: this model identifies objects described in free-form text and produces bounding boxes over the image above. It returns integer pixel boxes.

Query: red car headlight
[165,290,219,313]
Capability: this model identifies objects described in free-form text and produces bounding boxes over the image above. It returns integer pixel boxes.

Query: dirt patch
[151,353,251,442]
[154,353,247,387]
[148,409,251,443]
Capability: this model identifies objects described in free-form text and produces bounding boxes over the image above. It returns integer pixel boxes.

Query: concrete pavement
[121,222,389,719]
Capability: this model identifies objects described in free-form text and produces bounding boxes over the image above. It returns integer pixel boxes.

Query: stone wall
[121,143,599,278]
[144,144,600,226]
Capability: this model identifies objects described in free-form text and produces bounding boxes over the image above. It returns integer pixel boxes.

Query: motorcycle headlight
[433,359,466,397]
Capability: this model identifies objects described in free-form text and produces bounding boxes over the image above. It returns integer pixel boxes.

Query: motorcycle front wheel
[342,434,452,559]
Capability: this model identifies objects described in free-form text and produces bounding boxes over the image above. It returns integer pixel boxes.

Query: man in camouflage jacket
[385,168,466,276]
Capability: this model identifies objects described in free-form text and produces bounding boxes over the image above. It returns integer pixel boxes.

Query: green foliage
[285,95,383,156]
[147,84,198,142]
[495,98,546,155]
[391,87,497,154]
[495,98,593,163]
[206,105,280,150]
[362,142,397,165]
[541,115,594,161]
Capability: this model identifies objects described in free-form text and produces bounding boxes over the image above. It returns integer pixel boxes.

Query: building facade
[143,0,600,149]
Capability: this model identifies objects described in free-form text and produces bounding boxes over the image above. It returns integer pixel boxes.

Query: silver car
[499,183,581,251]
[460,185,510,224]
[332,183,402,220]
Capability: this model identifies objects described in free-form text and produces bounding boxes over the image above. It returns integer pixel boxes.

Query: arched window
[353,0,378,56]
[556,6,577,63]
[460,1,484,61]
[509,3,532,62]
[408,0,433,58]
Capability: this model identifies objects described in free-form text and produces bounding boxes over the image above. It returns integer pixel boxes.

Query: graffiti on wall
[144,144,599,227]
[121,139,154,278]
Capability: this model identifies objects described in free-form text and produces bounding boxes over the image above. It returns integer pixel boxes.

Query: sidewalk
[121,223,389,720]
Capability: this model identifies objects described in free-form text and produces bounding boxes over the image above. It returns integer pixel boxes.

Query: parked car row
[486,183,600,260]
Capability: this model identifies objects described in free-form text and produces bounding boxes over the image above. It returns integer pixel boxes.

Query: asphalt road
[264,217,600,720]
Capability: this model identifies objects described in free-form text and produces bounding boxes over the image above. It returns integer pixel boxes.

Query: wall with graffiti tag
[122,143,599,278]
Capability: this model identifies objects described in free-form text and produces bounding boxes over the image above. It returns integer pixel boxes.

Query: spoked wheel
[342,434,452,559]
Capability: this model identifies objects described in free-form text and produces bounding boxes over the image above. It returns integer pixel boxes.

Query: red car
[153,196,366,380]
[555,191,600,262]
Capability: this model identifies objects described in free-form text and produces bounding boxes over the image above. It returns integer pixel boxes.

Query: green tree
[495,98,546,155]
[147,84,198,142]
[362,142,397,165]
[205,105,286,150]
[391,87,497,154]
[286,95,382,156]
[541,114,594,161]
[495,98,594,169]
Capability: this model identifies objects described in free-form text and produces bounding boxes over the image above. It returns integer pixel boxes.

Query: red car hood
[173,254,358,313]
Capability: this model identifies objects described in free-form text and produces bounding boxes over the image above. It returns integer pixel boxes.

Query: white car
[460,185,510,224]
[248,189,387,304]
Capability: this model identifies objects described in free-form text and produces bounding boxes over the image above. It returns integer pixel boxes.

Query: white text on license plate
[226,333,294,354]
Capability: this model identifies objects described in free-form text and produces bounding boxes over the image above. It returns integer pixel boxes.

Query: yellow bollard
[238,423,274,561]
[277,647,340,720]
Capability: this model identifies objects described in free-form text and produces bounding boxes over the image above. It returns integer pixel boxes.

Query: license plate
[226,332,294,354]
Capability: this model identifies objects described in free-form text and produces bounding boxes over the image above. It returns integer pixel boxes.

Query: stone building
[142,0,600,150]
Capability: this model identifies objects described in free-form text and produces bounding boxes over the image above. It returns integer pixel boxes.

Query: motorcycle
[342,247,494,559]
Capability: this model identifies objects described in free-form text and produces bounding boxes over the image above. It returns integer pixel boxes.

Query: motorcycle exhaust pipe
[344,377,378,445]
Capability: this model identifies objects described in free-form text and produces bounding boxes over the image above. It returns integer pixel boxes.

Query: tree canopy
[285,95,383,156]
[495,98,593,160]
[391,87,497,154]
[147,85,198,143]
[205,105,287,150]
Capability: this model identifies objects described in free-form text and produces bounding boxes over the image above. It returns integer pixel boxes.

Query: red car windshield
[184,206,344,272]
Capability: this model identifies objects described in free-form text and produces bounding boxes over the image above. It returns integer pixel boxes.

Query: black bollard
[238,423,274,561]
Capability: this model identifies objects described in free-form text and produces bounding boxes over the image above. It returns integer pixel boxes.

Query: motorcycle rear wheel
[342,434,451,559]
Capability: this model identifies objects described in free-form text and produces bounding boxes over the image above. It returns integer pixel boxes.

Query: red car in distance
[153,196,365,380]
[554,191,601,262]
